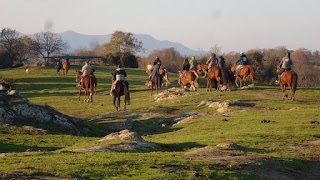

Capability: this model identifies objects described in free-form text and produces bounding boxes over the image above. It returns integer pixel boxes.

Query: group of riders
[60,50,293,104]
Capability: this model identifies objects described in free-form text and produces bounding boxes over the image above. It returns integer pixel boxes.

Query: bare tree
[31,31,67,62]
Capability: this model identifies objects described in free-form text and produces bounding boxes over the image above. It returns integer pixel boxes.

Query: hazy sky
[1,0,319,53]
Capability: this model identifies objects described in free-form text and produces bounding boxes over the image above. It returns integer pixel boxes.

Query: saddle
[236,65,244,72]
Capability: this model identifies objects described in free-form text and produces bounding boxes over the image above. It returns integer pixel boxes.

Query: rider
[78,61,93,87]
[205,53,218,77]
[235,51,249,76]
[111,64,129,94]
[178,58,190,84]
[275,52,293,83]
[189,56,198,70]
[217,56,225,69]
[148,56,162,81]
[55,60,61,75]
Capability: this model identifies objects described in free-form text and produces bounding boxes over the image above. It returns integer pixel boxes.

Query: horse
[177,69,200,91]
[112,80,130,111]
[75,71,97,102]
[231,64,255,88]
[218,68,235,91]
[62,59,70,76]
[146,64,170,87]
[197,63,221,91]
[276,63,298,100]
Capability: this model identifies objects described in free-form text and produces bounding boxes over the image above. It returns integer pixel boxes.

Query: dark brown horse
[146,64,170,87]
[218,68,235,91]
[177,69,200,91]
[112,80,130,111]
[231,65,255,88]
[62,59,70,76]
[197,63,221,91]
[75,71,97,102]
[276,63,298,100]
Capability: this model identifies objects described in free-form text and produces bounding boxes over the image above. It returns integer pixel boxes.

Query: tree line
[1,28,320,86]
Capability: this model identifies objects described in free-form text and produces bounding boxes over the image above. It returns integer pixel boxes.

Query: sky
[1,0,319,53]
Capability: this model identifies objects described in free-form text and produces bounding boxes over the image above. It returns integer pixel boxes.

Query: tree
[31,31,67,63]
[103,30,144,67]
[0,28,20,67]
[15,36,34,65]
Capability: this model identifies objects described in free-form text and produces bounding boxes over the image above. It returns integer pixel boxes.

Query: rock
[216,143,241,150]
[12,104,52,122]
[0,108,15,124]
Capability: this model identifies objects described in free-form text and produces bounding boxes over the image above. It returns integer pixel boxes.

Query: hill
[0,66,319,179]
[60,30,207,56]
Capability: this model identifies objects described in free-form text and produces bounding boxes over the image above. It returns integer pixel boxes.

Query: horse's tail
[191,70,200,88]
[164,69,170,86]
[250,66,256,82]
[291,73,298,94]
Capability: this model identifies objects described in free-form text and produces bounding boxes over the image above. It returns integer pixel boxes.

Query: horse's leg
[78,88,81,101]
[206,79,210,91]
[251,75,255,86]
[281,84,287,100]
[235,77,239,87]
[113,95,118,111]
[117,95,120,111]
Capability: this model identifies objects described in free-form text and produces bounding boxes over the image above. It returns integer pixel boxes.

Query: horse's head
[197,63,207,72]
[75,70,83,82]
[276,62,282,73]
[231,65,237,74]
[146,64,153,74]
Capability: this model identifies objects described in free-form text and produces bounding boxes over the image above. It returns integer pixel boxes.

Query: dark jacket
[112,69,127,81]
[236,55,248,65]
[153,58,161,67]
[182,64,190,71]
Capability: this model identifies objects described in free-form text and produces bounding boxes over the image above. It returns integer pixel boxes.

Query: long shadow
[0,142,61,153]
[230,157,320,180]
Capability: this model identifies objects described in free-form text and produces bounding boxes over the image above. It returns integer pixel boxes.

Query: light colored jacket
[81,63,93,76]
[281,57,292,69]
[189,58,198,70]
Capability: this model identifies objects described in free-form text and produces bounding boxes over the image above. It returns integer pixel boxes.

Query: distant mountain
[59,31,207,57]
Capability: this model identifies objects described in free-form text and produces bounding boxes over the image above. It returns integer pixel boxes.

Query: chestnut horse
[276,63,298,100]
[177,69,200,91]
[197,63,221,91]
[231,65,255,88]
[75,71,97,102]
[146,64,170,87]
[112,80,130,111]
[62,59,70,76]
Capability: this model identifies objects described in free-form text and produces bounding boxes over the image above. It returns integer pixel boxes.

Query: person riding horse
[55,60,62,75]
[148,56,162,81]
[275,52,293,83]
[189,56,198,70]
[235,51,249,76]
[78,61,94,87]
[205,53,218,77]
[178,58,190,85]
[111,64,130,104]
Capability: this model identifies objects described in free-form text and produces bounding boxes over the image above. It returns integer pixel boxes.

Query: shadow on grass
[0,142,61,153]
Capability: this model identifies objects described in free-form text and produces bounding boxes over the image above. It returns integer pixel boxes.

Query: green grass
[0,65,319,179]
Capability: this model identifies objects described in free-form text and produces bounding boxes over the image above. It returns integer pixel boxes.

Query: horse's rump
[114,80,129,96]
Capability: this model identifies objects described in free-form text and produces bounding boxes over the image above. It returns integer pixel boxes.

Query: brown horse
[231,65,255,88]
[276,63,298,100]
[62,59,70,76]
[197,63,221,91]
[112,80,130,111]
[177,69,200,91]
[146,64,170,87]
[75,71,97,102]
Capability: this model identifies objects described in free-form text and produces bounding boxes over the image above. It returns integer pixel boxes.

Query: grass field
[0,65,319,179]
